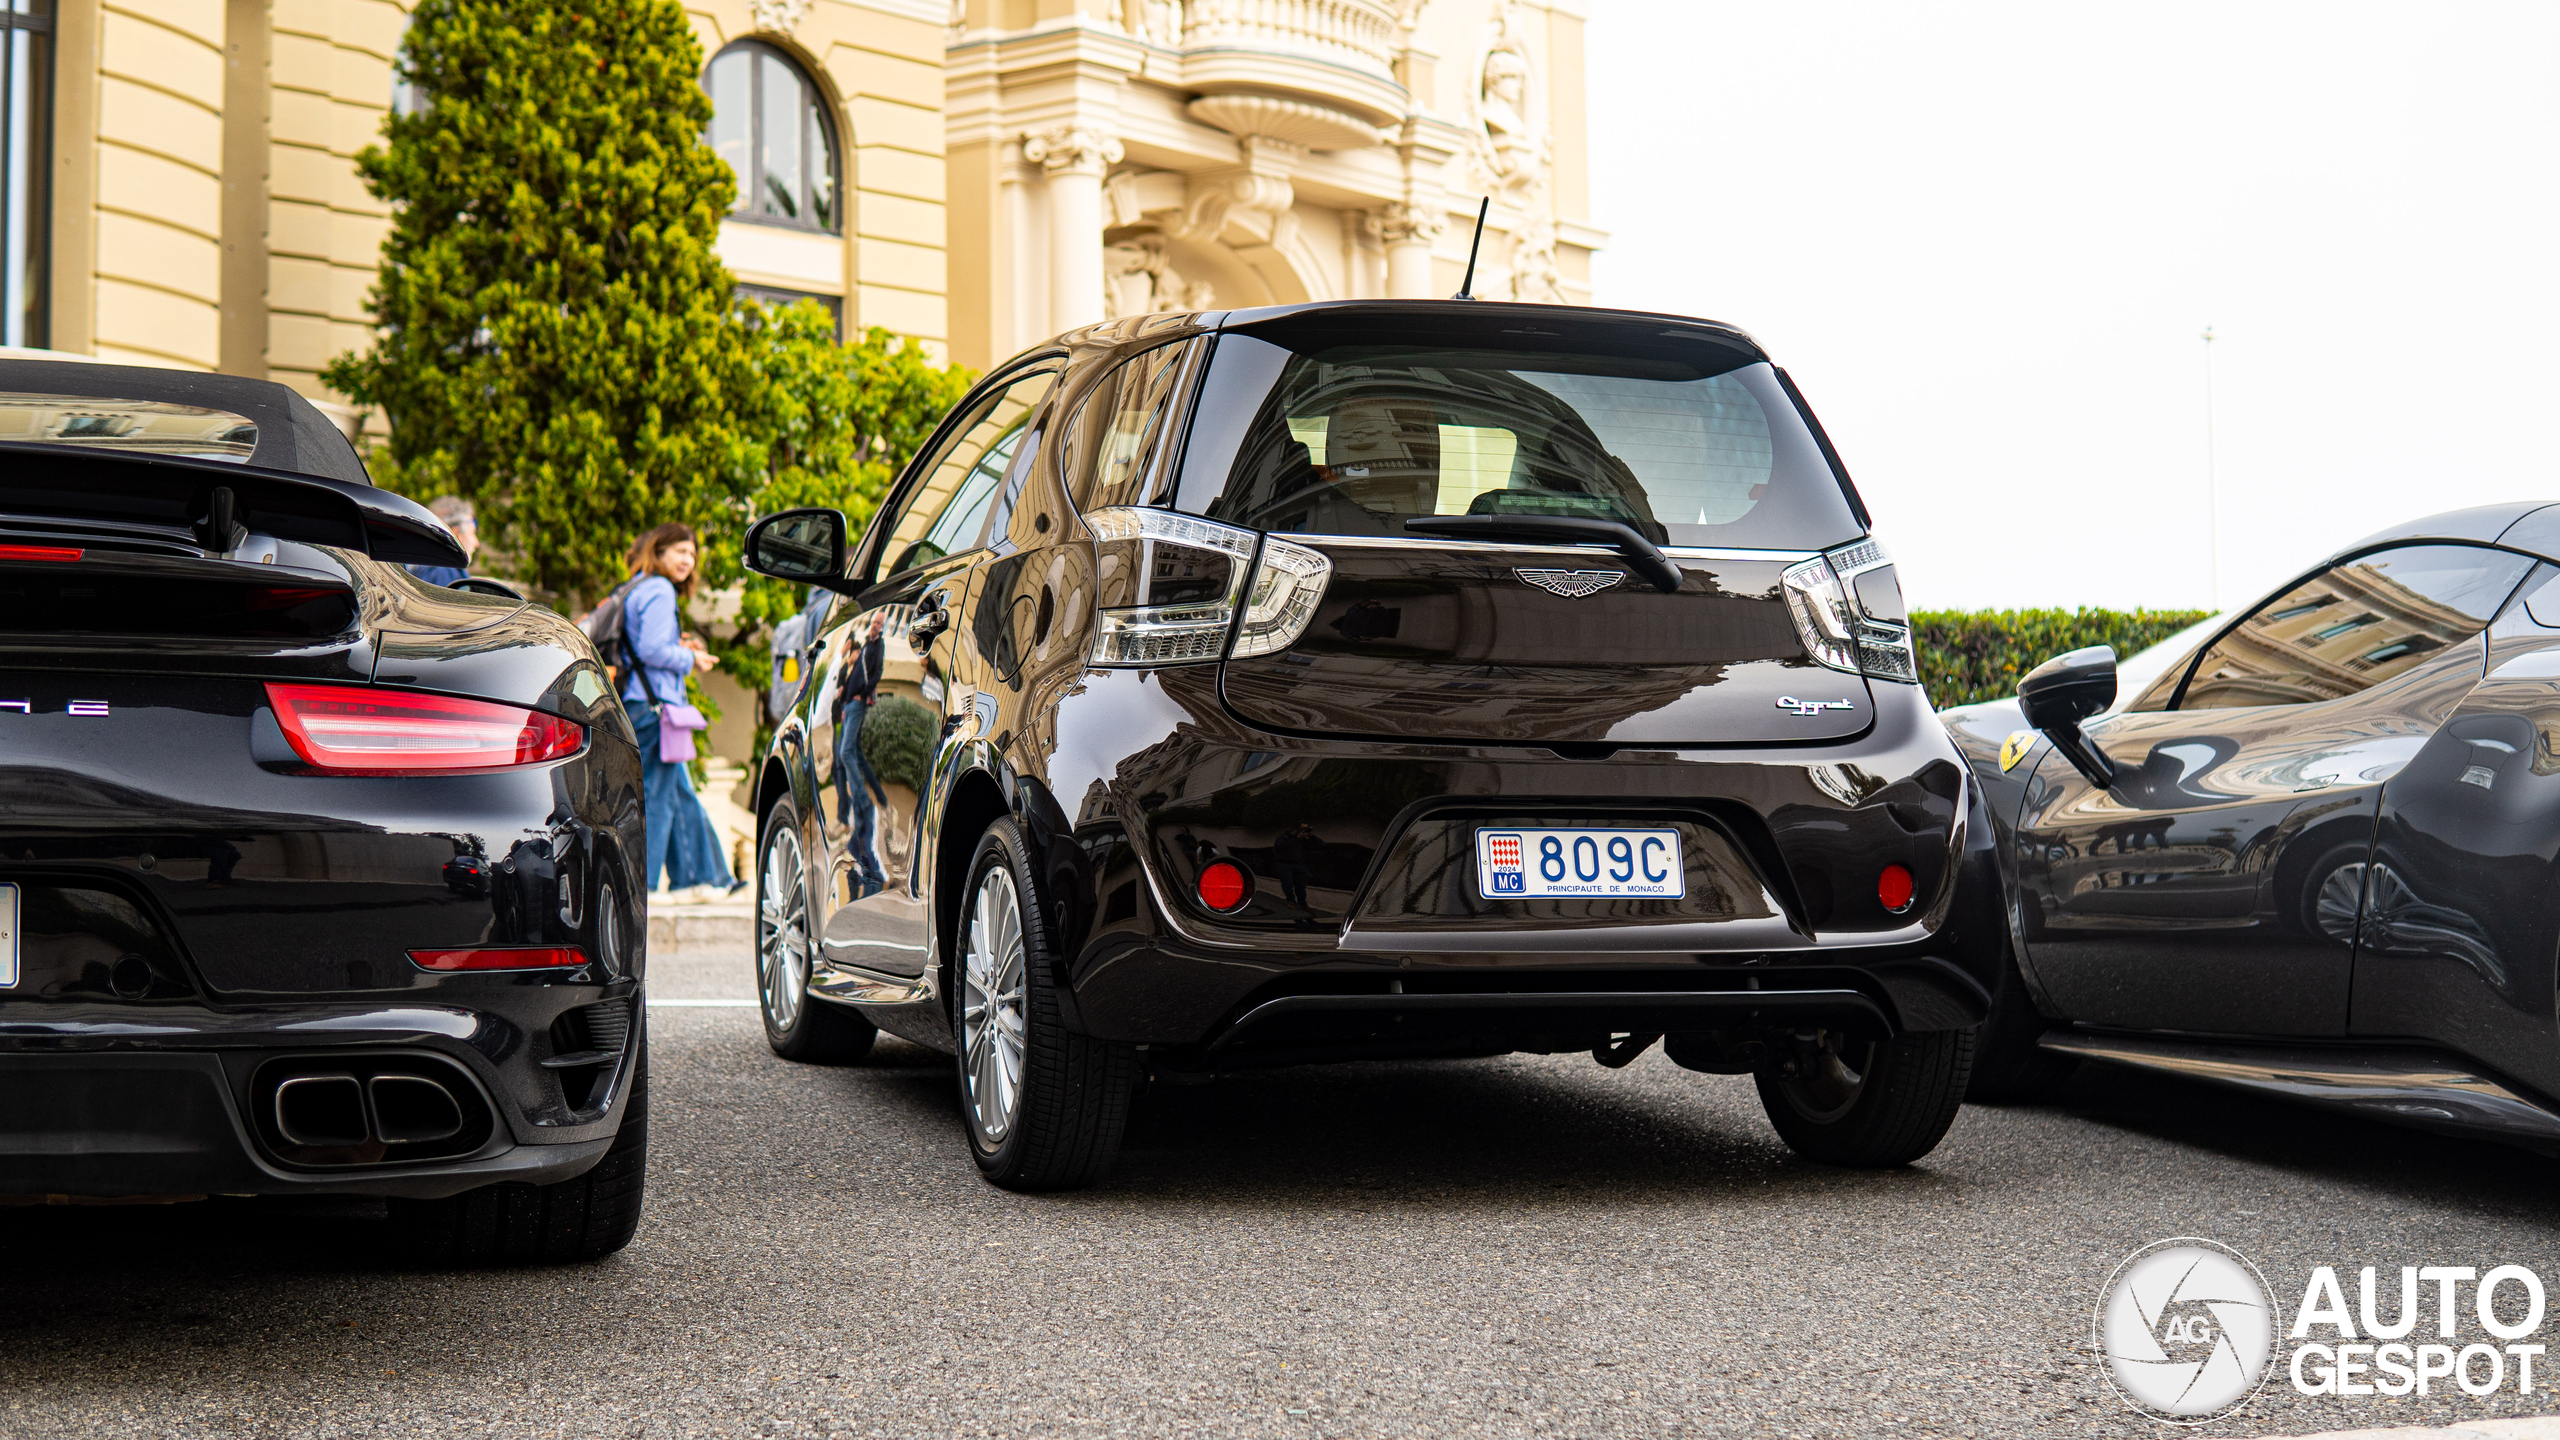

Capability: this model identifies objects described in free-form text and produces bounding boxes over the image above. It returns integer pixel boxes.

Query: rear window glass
[1171,335,1862,550]
[0,394,257,462]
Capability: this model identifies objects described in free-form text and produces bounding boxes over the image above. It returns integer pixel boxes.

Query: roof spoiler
[0,445,466,568]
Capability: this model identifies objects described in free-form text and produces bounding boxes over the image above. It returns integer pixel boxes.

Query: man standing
[407,496,476,587]
[1272,821,1318,909]
[832,614,892,898]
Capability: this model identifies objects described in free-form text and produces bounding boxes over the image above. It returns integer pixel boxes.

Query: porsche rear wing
[0,445,464,569]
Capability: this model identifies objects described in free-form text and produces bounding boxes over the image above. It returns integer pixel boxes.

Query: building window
[705,41,838,232]
[735,283,842,337]
[1,0,50,348]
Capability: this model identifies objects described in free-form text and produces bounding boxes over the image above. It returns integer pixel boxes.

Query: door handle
[907,604,949,651]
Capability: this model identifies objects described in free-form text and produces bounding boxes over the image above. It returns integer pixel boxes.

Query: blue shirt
[407,563,467,587]
[620,573,698,706]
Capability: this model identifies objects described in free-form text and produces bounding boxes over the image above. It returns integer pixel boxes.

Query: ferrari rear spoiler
[0,444,465,568]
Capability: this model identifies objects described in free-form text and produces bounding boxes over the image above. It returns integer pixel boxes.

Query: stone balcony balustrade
[1135,0,1412,130]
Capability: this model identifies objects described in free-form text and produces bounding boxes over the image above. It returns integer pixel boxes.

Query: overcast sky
[1587,2,2560,614]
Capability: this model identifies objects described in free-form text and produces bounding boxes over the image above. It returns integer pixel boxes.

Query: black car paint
[1946,504,2560,1140]
[754,302,2005,1069]
[0,373,643,1200]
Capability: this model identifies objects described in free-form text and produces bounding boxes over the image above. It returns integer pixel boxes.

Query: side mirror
[745,508,852,591]
[2018,645,2121,787]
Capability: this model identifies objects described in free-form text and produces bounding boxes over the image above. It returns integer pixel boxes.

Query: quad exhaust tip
[269,1068,468,1153]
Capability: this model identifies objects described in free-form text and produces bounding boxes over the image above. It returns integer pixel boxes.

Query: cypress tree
[325,0,752,607]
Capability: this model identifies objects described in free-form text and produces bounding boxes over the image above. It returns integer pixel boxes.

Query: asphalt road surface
[5,945,2558,1440]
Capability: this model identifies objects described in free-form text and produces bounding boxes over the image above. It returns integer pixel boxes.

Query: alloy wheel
[960,865,1029,1147]
[759,821,810,1031]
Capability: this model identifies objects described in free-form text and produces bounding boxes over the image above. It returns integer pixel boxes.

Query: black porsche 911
[0,360,647,1260]
[742,299,2010,1190]
[1945,503,2560,1153]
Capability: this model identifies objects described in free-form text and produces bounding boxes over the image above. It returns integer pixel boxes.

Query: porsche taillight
[264,683,585,774]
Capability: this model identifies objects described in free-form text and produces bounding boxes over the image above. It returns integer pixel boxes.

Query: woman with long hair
[619,522,741,899]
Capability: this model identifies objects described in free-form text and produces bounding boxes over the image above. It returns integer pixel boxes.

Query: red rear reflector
[409,946,589,972]
[1197,859,1251,912]
[0,544,81,562]
[265,683,584,774]
[1879,864,1916,913]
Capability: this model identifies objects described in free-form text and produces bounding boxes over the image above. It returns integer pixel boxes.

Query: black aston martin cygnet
[745,301,2003,1189]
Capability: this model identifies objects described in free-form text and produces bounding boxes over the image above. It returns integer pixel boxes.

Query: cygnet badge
[2097,1238,2277,1423]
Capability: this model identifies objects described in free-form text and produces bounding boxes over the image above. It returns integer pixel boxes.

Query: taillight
[1085,507,1331,666]
[0,543,81,562]
[409,946,589,972]
[1196,859,1251,912]
[1781,540,1918,685]
[1878,864,1915,913]
[265,683,585,774]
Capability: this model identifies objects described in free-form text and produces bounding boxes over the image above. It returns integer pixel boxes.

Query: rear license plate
[1476,828,1685,899]
[0,881,15,987]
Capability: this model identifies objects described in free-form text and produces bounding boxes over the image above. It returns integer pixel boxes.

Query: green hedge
[1916,608,2214,709]
[859,693,936,794]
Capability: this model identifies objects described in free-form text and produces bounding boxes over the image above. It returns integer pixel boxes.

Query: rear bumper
[1028,671,2005,1053]
[0,996,639,1199]
[0,1051,615,1199]
[1071,942,1996,1061]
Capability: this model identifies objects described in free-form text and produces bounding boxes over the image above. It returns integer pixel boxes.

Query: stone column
[1023,126,1124,333]
[1372,202,1448,299]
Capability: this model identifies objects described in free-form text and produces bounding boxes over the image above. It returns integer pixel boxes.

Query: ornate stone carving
[1104,235,1216,318]
[1023,127,1125,178]
[1467,1,1551,211]
[1121,0,1185,46]
[1507,214,1563,302]
[1366,200,1446,248]
[749,0,812,35]
[1187,93,1377,153]
[1178,135,1300,246]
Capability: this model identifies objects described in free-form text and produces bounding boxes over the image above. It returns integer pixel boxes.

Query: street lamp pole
[2203,324,2219,610]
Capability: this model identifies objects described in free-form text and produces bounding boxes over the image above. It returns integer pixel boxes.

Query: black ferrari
[0,360,647,1260]
[1946,504,2560,1153]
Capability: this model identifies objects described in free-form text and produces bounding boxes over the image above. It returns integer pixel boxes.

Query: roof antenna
[1451,197,1491,300]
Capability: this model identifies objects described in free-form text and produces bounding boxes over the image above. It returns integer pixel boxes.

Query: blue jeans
[627,699,735,892]
[834,713,888,896]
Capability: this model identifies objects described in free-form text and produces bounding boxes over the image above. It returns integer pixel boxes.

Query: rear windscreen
[0,394,257,462]
[1171,334,1865,550]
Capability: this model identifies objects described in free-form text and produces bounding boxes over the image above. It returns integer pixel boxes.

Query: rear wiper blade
[1401,514,1683,593]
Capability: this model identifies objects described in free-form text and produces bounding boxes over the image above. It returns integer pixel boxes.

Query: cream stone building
[18,0,1596,392]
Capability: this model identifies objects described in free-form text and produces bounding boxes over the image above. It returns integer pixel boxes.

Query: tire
[758,797,877,1064]
[955,817,1136,1192]
[1965,942,2077,1103]
[1754,1025,1972,1168]
[390,1031,649,1264]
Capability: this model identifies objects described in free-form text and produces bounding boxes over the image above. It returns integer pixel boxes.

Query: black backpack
[582,576,644,692]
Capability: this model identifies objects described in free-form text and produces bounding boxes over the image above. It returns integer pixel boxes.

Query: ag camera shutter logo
[2097,1238,2277,1423]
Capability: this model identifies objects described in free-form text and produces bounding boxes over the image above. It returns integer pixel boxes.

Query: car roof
[1210,298,1769,359]
[1035,300,1772,376]
[2337,502,2560,565]
[0,357,373,484]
